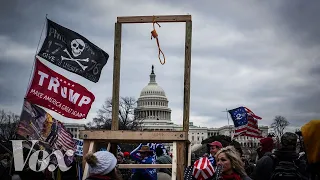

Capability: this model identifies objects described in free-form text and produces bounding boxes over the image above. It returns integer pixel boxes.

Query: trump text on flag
[25,58,95,119]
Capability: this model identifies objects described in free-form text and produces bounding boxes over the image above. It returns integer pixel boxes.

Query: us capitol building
[68,66,269,152]
[134,65,269,151]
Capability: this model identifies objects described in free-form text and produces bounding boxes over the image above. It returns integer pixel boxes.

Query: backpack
[269,154,307,180]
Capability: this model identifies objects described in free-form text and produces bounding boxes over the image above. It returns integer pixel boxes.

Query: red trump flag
[25,58,95,119]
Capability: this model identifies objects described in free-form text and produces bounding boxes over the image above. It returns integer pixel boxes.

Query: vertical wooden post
[82,140,90,170]
[183,21,192,132]
[172,142,177,180]
[82,141,96,180]
[111,22,122,155]
[111,22,122,131]
[187,142,192,166]
[181,21,192,179]
[176,142,186,180]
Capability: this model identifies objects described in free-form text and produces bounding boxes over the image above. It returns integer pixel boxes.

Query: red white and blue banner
[25,58,95,119]
[228,106,262,138]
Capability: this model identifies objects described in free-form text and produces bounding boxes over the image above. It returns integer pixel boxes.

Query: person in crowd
[85,151,122,180]
[232,143,255,177]
[256,137,274,161]
[208,141,223,167]
[157,172,172,180]
[301,120,320,180]
[215,146,252,180]
[116,152,131,180]
[155,146,172,176]
[117,152,124,164]
[0,153,11,180]
[45,119,58,145]
[131,145,157,180]
[123,152,130,161]
[251,132,308,180]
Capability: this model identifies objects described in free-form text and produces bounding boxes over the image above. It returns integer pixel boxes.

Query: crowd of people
[1,121,319,180]
[83,120,320,180]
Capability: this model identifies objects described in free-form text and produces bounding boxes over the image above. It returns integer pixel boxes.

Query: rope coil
[151,16,166,65]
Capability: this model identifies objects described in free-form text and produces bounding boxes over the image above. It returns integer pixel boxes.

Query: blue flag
[228,107,248,127]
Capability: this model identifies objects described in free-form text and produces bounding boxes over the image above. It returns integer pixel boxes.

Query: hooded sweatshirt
[301,120,320,164]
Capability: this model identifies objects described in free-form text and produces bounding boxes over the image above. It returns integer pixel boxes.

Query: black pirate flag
[38,19,109,83]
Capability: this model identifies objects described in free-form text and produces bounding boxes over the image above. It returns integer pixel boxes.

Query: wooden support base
[80,130,188,142]
[176,142,186,179]
[118,164,172,169]
[82,14,192,180]
[81,140,181,180]
[82,141,96,180]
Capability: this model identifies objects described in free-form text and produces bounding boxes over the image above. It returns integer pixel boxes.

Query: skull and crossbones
[61,39,89,70]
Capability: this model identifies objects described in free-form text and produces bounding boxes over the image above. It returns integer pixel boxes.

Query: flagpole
[25,13,48,98]
[226,108,233,141]
[226,108,229,127]
[19,14,48,135]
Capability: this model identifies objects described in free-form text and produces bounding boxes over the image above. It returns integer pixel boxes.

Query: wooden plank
[82,141,96,180]
[172,142,177,180]
[80,130,188,142]
[176,142,186,180]
[110,143,118,157]
[82,140,90,170]
[118,164,172,169]
[183,21,192,132]
[111,22,122,131]
[117,15,191,23]
[187,142,191,166]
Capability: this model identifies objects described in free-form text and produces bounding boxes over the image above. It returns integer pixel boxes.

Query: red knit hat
[208,141,223,148]
[260,137,274,152]
[123,152,130,157]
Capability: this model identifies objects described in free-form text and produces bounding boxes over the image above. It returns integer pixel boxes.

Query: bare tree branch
[0,110,20,141]
[87,96,143,131]
[270,115,290,144]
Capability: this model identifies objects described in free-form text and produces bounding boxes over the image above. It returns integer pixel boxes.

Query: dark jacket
[242,176,253,180]
[251,150,307,180]
[156,154,172,176]
[251,152,273,180]
[86,175,112,180]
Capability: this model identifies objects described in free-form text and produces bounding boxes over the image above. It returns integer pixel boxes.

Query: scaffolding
[80,15,192,180]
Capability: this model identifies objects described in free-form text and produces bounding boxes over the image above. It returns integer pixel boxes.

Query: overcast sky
[1,0,319,132]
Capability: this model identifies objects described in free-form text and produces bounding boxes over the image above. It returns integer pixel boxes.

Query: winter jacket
[251,150,307,180]
[251,152,273,180]
[85,174,112,180]
[156,155,172,176]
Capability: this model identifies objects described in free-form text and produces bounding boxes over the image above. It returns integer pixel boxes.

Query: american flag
[54,122,76,152]
[228,106,262,138]
[192,157,215,180]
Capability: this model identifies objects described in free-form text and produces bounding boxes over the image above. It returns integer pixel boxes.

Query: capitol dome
[135,65,173,130]
[140,65,166,97]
